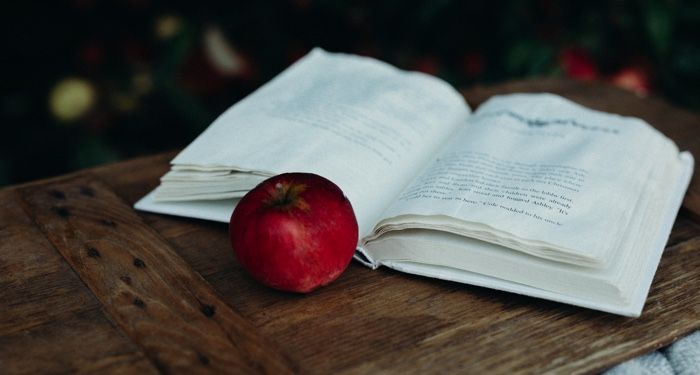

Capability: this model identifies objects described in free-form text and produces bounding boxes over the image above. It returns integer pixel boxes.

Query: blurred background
[2,0,700,186]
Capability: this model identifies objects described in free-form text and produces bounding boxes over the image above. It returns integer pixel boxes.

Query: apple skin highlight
[229,173,359,293]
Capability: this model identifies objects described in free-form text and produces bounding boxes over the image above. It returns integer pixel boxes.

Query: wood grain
[0,190,158,374]
[135,210,700,375]
[17,176,297,374]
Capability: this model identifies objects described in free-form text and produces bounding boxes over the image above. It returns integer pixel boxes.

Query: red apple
[229,173,359,293]
[559,47,598,81]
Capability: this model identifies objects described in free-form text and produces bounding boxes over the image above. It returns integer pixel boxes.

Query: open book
[135,48,694,317]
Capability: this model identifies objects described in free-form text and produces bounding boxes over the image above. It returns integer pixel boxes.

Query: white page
[136,190,236,222]
[358,152,693,317]
[164,48,470,237]
[375,94,666,264]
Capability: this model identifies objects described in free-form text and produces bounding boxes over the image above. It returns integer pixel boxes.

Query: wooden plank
[462,78,700,219]
[131,210,700,374]
[91,80,700,373]
[667,214,700,247]
[109,171,700,369]
[0,190,157,374]
[338,235,700,374]
[17,176,297,375]
[88,151,176,204]
[132,206,700,373]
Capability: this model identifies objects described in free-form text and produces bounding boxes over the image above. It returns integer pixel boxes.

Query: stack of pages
[136,48,693,317]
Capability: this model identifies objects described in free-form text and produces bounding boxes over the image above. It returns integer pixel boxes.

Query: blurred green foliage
[1,0,699,186]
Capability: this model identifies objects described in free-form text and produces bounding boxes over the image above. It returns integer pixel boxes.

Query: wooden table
[2,79,699,374]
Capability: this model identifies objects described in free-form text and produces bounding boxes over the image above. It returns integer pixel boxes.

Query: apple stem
[274,183,293,205]
[265,182,309,211]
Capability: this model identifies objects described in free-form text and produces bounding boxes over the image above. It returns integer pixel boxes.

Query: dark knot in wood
[79,186,95,197]
[50,190,66,199]
[100,219,116,227]
[51,206,70,218]
[133,298,145,308]
[200,305,216,318]
[86,247,101,258]
[197,353,210,365]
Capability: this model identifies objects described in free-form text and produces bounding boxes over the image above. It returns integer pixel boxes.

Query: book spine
[354,247,380,269]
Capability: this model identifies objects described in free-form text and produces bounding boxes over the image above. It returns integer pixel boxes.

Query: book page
[171,48,470,237]
[373,93,681,264]
[359,150,692,316]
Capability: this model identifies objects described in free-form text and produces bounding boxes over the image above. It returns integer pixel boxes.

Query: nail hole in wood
[100,219,116,227]
[133,298,145,308]
[201,305,216,318]
[86,247,101,258]
[133,258,146,268]
[153,359,168,374]
[50,190,66,199]
[52,206,70,218]
[197,353,210,365]
[79,186,95,197]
